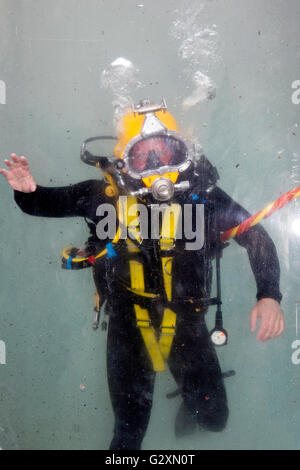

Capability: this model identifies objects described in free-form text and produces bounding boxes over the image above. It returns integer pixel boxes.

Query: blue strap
[66,256,73,270]
[191,193,207,203]
[106,242,117,258]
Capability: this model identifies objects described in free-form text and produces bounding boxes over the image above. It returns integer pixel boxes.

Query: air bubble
[101,57,142,125]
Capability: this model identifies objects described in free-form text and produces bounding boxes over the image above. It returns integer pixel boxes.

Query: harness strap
[134,304,166,371]
[158,204,181,365]
[158,308,176,362]
[125,197,180,372]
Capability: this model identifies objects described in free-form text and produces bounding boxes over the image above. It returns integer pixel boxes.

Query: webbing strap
[161,256,172,301]
[124,197,180,372]
[158,308,176,362]
[134,304,166,371]
[159,204,181,250]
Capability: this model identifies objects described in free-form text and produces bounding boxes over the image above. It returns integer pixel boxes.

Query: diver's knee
[202,414,228,432]
[198,405,229,432]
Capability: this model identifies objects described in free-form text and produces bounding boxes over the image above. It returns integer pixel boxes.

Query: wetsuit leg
[169,313,228,432]
[107,299,156,450]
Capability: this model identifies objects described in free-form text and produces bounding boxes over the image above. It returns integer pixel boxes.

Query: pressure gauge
[210,327,228,346]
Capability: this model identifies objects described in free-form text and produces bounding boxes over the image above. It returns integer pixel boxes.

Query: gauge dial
[210,328,228,346]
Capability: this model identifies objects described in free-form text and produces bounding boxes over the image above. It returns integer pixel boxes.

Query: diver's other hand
[250,298,285,342]
[0,153,37,192]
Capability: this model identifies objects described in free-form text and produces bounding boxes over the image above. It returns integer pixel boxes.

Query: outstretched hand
[250,298,284,342]
[0,153,36,193]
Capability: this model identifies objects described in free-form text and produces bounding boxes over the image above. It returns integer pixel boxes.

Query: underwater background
[0,0,300,450]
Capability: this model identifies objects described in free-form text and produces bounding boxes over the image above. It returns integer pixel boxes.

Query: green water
[0,0,300,450]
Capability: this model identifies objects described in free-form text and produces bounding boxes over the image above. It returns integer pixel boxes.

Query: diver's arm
[14,180,104,218]
[1,153,104,217]
[213,186,282,302]
[213,186,284,341]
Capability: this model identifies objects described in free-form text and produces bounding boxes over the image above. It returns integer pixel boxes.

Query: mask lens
[128,136,187,173]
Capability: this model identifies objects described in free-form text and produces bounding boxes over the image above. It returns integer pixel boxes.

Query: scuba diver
[0,99,284,450]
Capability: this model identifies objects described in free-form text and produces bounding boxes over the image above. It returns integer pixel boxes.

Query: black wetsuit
[14,178,282,450]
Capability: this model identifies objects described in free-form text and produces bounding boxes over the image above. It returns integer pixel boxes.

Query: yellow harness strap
[158,204,181,365]
[124,197,180,372]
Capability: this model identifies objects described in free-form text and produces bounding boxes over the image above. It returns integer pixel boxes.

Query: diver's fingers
[270,305,285,339]
[256,321,268,342]
[10,154,28,166]
[4,159,13,168]
[0,168,9,177]
[250,306,258,332]
[19,156,29,167]
[270,315,281,338]
[7,154,29,167]
[270,317,280,338]
[10,153,19,163]
[274,314,284,338]
[257,312,275,342]
[278,316,285,336]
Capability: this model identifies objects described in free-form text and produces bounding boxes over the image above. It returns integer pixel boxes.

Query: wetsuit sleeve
[213,186,282,303]
[14,179,105,218]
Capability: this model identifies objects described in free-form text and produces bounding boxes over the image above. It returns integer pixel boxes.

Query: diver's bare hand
[0,153,37,192]
[250,298,285,342]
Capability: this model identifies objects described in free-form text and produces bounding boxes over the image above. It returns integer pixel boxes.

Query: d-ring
[163,258,173,276]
